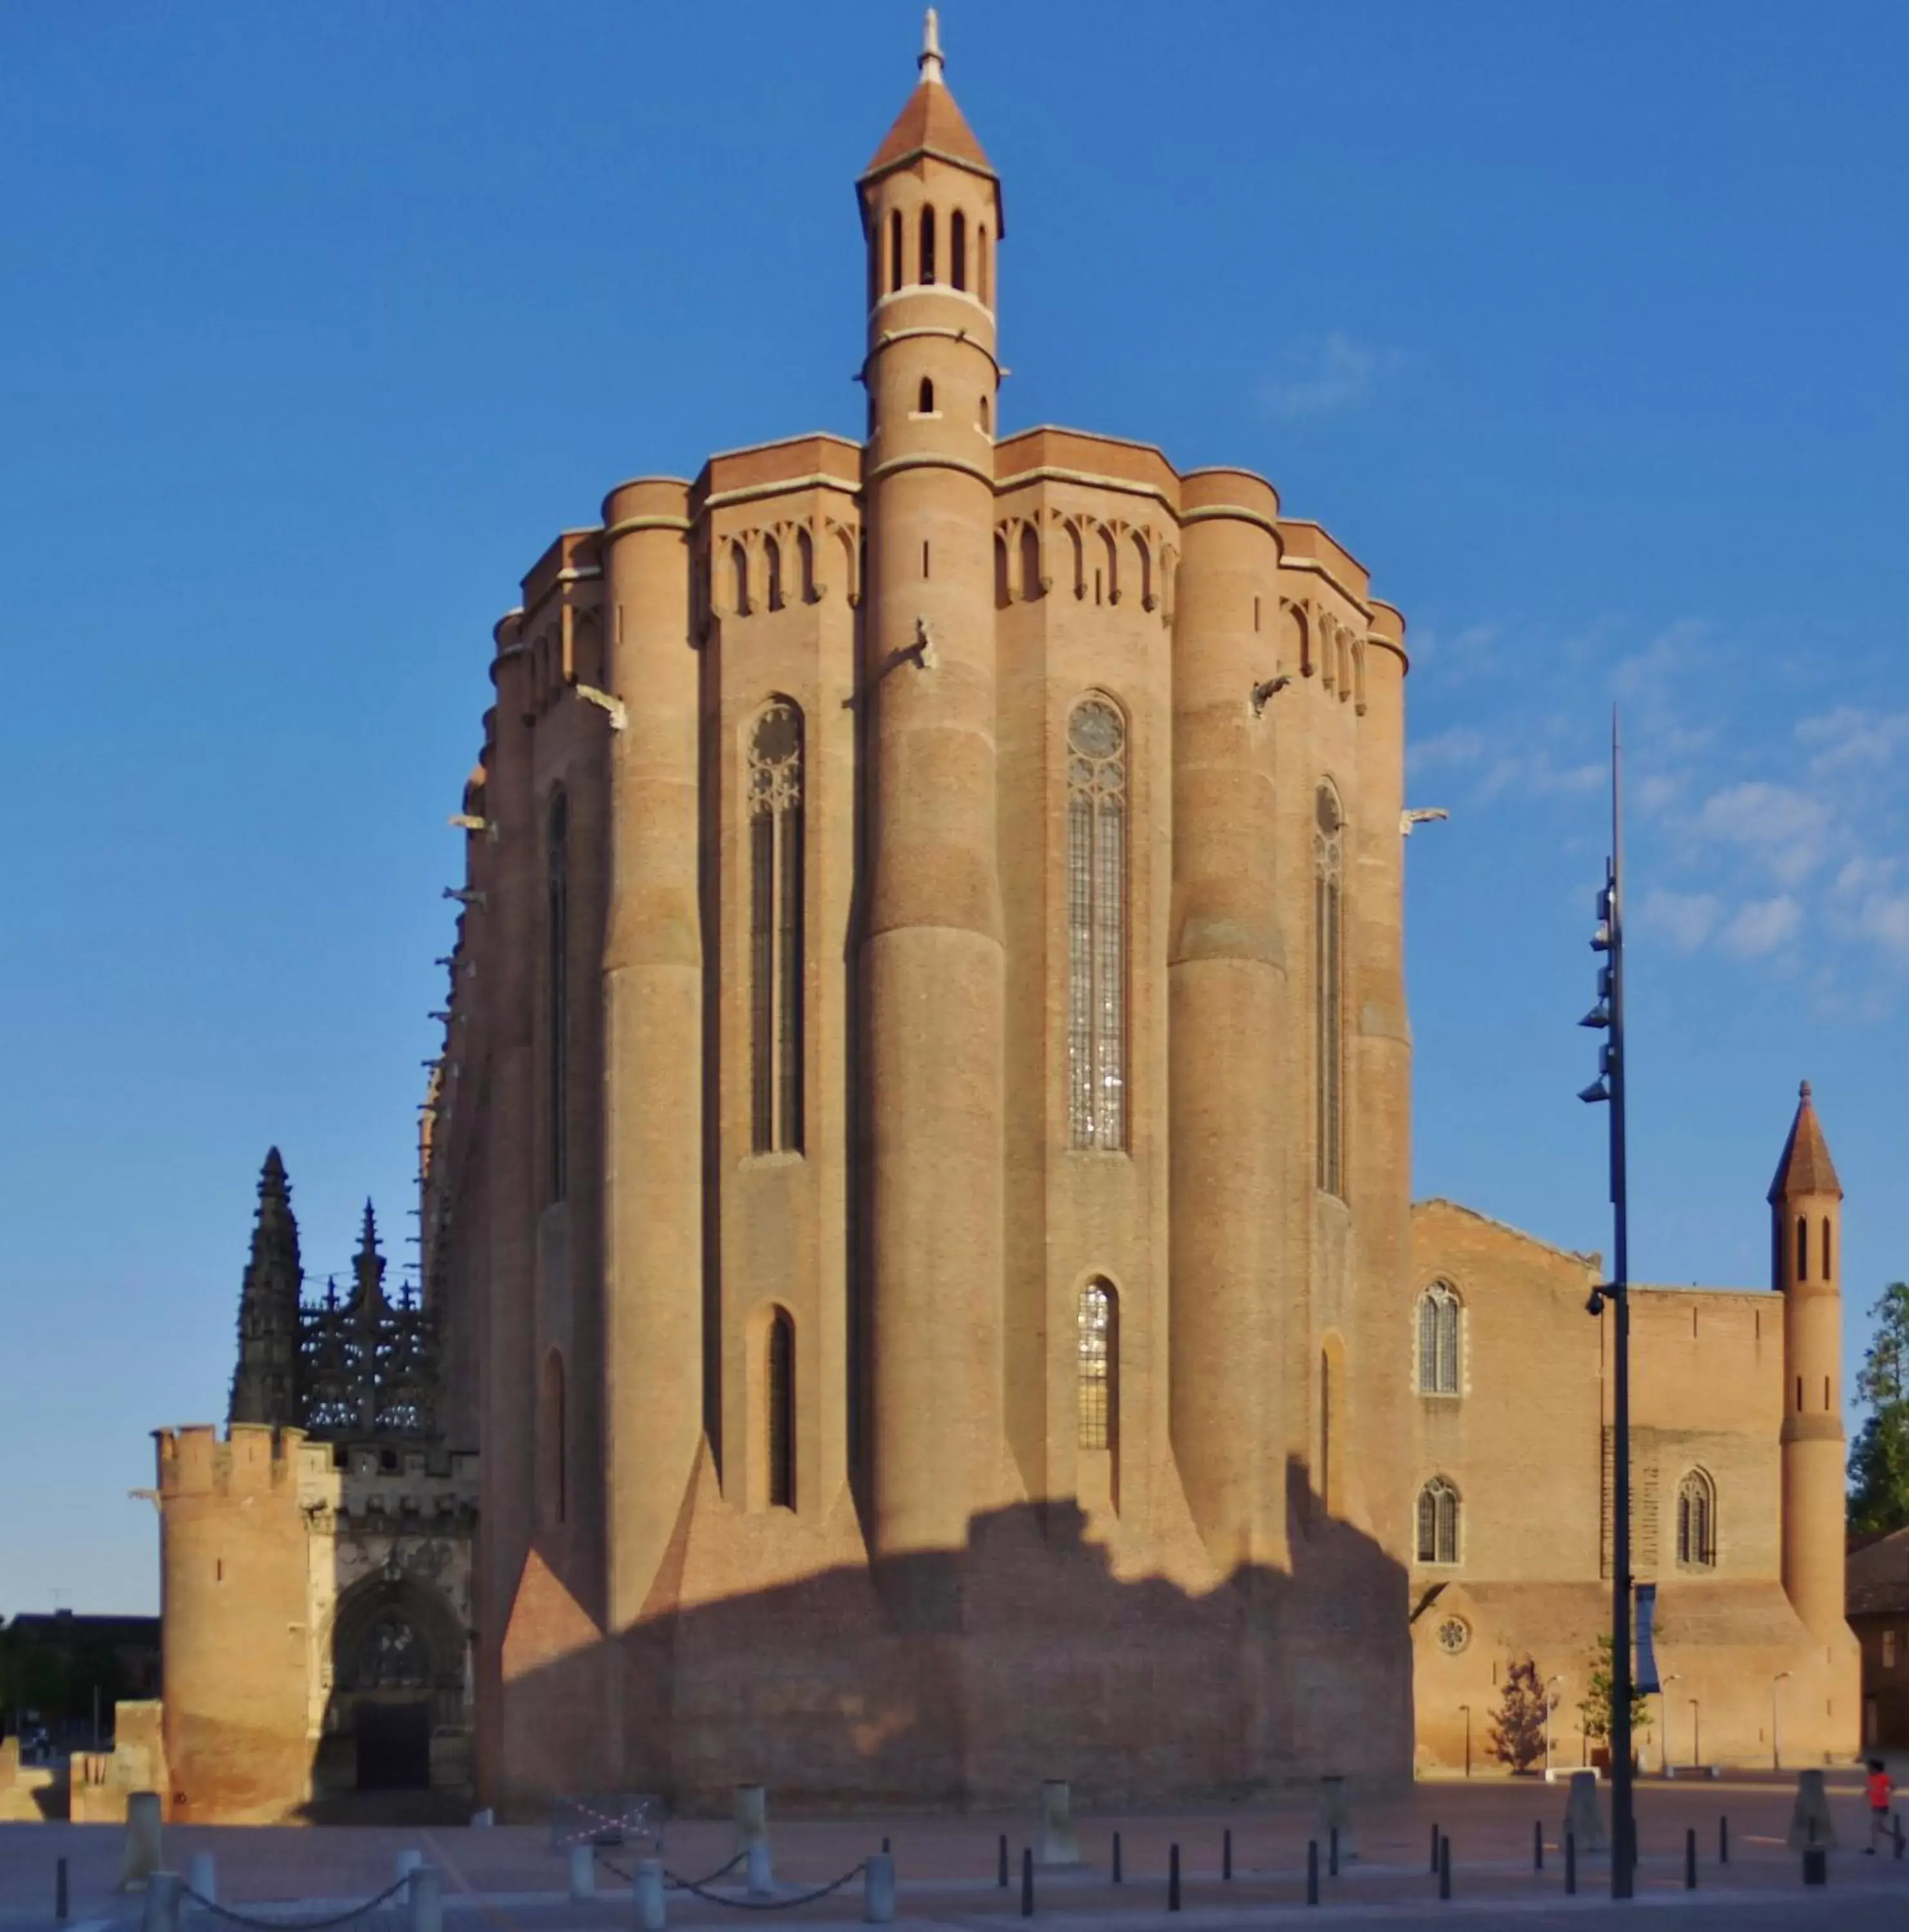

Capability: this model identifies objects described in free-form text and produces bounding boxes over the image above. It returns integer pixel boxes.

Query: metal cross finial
[920,8,945,83]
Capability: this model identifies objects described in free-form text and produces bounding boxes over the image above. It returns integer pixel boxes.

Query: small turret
[349,1199,388,1313]
[229,1148,303,1426]
[1771,1080,1847,1644]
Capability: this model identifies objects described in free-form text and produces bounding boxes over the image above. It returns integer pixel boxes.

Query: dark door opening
[356,1700,432,1790]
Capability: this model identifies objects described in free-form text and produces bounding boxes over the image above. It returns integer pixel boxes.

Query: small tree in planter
[1488,1656,1555,1772]
[1577,1633,1651,1766]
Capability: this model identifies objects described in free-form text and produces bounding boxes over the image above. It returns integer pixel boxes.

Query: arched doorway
[326,1573,466,1793]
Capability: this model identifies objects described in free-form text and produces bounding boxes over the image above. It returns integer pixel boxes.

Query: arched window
[748,701,804,1155]
[978,225,991,305]
[540,1349,567,1526]
[730,540,750,616]
[547,788,569,1203]
[951,209,967,290]
[1418,1283,1461,1396]
[764,535,783,612]
[353,1615,429,1690]
[1019,522,1042,600]
[766,1309,795,1508]
[1416,1477,1460,1566]
[1823,1217,1833,1279]
[796,527,815,603]
[889,209,904,294]
[919,205,936,284]
[1796,1215,1809,1282]
[993,533,1011,609]
[917,376,936,415]
[1066,697,1128,1151]
[1315,783,1345,1197]
[979,392,991,434]
[1676,1469,1716,1568]
[1078,1280,1116,1450]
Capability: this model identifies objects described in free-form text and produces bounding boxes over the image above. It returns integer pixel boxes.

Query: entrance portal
[356,1700,432,1790]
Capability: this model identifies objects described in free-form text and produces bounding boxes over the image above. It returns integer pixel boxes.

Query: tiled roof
[1848,1526,1909,1616]
[862,79,996,185]
[1768,1081,1843,1203]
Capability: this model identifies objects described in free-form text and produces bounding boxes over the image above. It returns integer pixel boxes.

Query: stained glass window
[1067,699,1126,1151]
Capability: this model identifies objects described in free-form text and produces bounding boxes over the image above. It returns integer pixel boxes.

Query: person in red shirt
[1866,1761,1894,1853]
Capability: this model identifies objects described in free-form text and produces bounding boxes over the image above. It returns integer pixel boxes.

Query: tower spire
[919,8,944,85]
[352,1198,388,1312]
[229,1146,304,1426]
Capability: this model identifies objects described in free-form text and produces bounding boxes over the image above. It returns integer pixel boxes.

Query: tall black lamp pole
[1579,712,1633,1898]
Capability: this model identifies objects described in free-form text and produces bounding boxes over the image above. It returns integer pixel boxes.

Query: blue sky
[1,2,1903,1616]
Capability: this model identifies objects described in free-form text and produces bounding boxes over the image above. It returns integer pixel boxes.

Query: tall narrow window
[765,535,783,611]
[1066,697,1128,1150]
[917,376,935,415]
[547,788,569,1202]
[748,701,804,1154]
[919,205,936,283]
[1676,1468,1715,1568]
[1796,1215,1809,1282]
[766,1309,795,1508]
[1315,782,1345,1195]
[889,209,903,294]
[1078,1280,1116,1450]
[951,209,967,290]
[1823,1217,1833,1279]
[1417,1283,1461,1395]
[540,1349,567,1526]
[1416,1477,1460,1565]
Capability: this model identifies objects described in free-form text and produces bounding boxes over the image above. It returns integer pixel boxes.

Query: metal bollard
[1720,1814,1729,1865]
[881,1837,891,1855]
[1895,1813,1904,1861]
[1306,1841,1318,1908]
[1020,1846,1032,1919]
[55,1856,69,1922]
[142,1873,182,1932]
[1112,1831,1122,1885]
[1329,1826,1339,1879]
[1685,1826,1696,1890]
[1565,1830,1576,1896]
[1438,1835,1451,1901]
[395,1850,424,1880]
[185,1853,215,1909]
[407,1867,442,1932]
[1168,1842,1181,1913]
[1533,1821,1543,1871]
[470,1808,494,1829]
[1222,1828,1232,1881]
[746,1842,775,1899]
[634,1858,666,1932]
[1429,1821,1439,1873]
[1802,1844,1827,1887]
[862,1852,895,1926]
[120,1792,164,1894]
[568,1844,595,1902]
[998,1834,1009,1888]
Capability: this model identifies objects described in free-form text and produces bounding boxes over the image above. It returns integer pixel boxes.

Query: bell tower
[1770,1079,1847,1645]
[857,13,1008,1578]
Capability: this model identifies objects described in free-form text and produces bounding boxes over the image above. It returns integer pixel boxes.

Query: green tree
[1488,1656,1555,1772]
[1578,1633,1651,1755]
[1850,1282,1909,1534]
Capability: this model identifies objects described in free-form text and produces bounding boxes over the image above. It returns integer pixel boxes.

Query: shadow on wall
[489,1459,1413,1817]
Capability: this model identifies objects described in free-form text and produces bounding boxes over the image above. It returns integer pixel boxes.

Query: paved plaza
[3,1774,1908,1932]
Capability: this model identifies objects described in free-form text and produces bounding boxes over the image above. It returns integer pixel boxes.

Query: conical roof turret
[351,1198,388,1311]
[860,10,1003,232]
[1768,1079,1843,1203]
[230,1146,304,1426]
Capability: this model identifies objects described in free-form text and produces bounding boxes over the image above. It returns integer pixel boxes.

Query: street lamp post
[1578,714,1634,1899]
[1773,1671,1792,1771]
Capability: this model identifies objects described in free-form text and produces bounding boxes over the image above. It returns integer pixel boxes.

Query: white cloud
[1720,895,1802,958]
[1638,888,1722,954]
[1408,726,1486,774]
[1689,781,1833,886]
[1796,706,1909,777]
[1260,330,1396,420]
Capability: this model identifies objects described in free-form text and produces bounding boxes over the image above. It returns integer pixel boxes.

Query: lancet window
[547,787,569,1203]
[1066,697,1127,1151]
[1315,782,1345,1196]
[1676,1469,1716,1568]
[749,701,804,1155]
[1417,1283,1461,1396]
[1416,1477,1460,1566]
[1077,1280,1116,1451]
[766,1309,795,1509]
